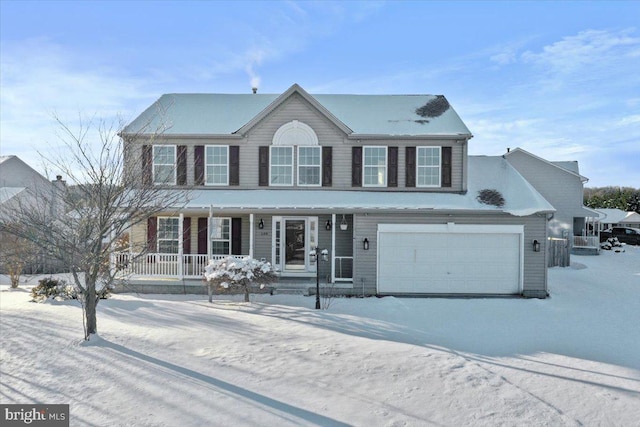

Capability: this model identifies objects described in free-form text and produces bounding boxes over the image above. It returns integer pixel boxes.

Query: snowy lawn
[1,247,639,426]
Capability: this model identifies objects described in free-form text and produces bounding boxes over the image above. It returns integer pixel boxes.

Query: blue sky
[1,1,638,187]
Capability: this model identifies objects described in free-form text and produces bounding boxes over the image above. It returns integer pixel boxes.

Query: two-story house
[504,148,601,255]
[118,84,554,298]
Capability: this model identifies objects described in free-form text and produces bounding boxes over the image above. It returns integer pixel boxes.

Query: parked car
[599,227,640,245]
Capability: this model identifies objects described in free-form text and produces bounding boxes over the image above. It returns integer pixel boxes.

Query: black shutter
[441,146,452,188]
[322,146,332,187]
[231,218,242,255]
[177,145,187,185]
[406,147,416,187]
[352,146,362,187]
[183,217,191,255]
[259,146,269,186]
[142,145,152,186]
[194,145,204,186]
[388,147,398,187]
[197,218,208,255]
[147,217,157,251]
[229,146,240,186]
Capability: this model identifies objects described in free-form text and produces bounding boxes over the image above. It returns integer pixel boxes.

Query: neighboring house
[594,209,640,230]
[504,148,600,254]
[0,155,66,273]
[117,84,554,298]
[619,211,640,228]
[595,208,629,231]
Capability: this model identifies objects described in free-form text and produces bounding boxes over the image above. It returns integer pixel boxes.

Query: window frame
[157,216,180,253]
[416,146,442,188]
[297,146,322,187]
[210,217,231,255]
[269,146,294,186]
[205,145,229,186]
[152,145,177,185]
[363,146,388,187]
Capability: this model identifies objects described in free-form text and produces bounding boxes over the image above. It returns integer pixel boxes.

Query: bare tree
[0,225,36,288]
[0,114,187,339]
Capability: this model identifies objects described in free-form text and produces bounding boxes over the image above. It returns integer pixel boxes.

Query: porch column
[178,213,184,279]
[208,205,212,260]
[331,213,336,283]
[249,214,255,258]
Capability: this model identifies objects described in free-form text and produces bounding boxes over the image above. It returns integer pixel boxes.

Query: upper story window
[157,217,180,253]
[153,145,176,185]
[297,146,321,186]
[205,145,229,186]
[417,146,441,187]
[210,217,231,255]
[270,146,294,186]
[363,146,387,187]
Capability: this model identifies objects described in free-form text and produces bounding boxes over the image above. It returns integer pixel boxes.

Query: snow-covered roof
[122,84,472,138]
[505,148,589,183]
[0,187,26,205]
[596,208,629,223]
[621,211,640,224]
[552,161,580,175]
[165,156,553,217]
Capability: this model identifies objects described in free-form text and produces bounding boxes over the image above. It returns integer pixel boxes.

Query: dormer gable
[235,84,353,136]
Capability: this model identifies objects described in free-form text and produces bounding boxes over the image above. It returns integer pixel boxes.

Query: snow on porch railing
[111,252,247,279]
[573,235,599,248]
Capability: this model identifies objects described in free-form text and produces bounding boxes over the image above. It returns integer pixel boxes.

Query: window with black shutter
[388,147,398,187]
[142,145,152,186]
[406,147,416,187]
[259,146,269,186]
[177,145,187,185]
[230,146,240,186]
[322,146,332,187]
[442,146,452,188]
[194,145,204,186]
[352,146,362,187]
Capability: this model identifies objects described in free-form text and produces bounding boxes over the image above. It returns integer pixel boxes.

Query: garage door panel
[378,227,521,295]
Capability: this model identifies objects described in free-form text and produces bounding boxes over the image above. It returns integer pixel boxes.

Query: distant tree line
[584,187,640,213]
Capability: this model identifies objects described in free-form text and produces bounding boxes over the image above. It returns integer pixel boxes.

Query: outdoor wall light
[363,238,370,250]
[533,239,540,252]
[258,219,264,229]
[326,220,332,231]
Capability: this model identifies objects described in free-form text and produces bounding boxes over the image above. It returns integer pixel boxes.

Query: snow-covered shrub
[203,257,278,302]
[31,277,113,302]
[31,278,77,302]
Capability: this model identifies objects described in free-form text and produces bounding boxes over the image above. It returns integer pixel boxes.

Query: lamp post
[310,247,329,309]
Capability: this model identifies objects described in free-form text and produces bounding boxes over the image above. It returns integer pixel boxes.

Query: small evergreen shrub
[31,277,113,302]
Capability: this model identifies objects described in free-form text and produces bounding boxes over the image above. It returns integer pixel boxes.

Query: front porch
[112,212,354,285]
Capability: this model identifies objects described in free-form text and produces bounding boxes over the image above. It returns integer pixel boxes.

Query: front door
[285,220,306,270]
[272,216,318,273]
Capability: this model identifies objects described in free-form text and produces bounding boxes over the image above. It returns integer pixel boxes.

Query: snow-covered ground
[1,247,639,426]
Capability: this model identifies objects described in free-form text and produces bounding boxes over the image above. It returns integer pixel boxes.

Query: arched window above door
[272,120,318,146]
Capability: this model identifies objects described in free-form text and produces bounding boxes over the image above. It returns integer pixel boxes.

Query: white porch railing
[573,235,599,248]
[111,252,248,279]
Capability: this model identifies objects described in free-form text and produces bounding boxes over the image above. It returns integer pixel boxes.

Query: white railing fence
[573,235,599,248]
[111,252,247,279]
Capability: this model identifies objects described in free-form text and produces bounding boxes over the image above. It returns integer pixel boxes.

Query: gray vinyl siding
[353,212,548,297]
[123,93,467,192]
[506,151,586,238]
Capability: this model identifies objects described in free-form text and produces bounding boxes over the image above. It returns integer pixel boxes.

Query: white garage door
[377,224,523,295]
